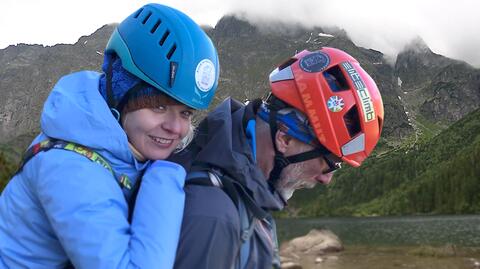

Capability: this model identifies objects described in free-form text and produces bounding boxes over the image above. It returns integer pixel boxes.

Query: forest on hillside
[286,107,480,217]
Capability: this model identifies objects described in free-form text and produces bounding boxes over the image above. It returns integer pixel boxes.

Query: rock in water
[280,261,303,269]
[280,229,344,257]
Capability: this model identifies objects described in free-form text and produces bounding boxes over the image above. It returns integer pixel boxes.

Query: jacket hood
[172,98,284,210]
[40,71,134,164]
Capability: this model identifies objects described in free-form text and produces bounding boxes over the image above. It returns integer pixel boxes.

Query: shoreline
[291,244,480,269]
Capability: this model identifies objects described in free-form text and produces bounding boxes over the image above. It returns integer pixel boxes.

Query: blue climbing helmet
[105,3,219,110]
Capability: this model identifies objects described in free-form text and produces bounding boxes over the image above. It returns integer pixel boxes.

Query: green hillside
[287,107,480,217]
[0,151,16,191]
[0,133,34,192]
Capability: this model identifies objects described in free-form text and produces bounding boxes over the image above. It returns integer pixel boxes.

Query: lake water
[276,215,480,269]
[276,214,480,246]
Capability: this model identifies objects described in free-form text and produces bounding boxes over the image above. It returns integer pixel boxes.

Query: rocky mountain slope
[395,37,480,133]
[1,16,479,153]
[0,25,113,146]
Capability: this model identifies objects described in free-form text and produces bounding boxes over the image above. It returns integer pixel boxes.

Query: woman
[0,3,219,269]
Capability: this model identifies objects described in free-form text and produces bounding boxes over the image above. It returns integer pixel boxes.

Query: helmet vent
[150,20,162,34]
[159,30,170,46]
[133,8,143,19]
[142,11,152,25]
[344,106,361,138]
[278,58,297,71]
[166,44,177,60]
[324,65,349,92]
[378,116,384,134]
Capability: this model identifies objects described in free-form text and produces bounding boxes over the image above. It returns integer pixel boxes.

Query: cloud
[1,0,479,67]
[217,0,480,67]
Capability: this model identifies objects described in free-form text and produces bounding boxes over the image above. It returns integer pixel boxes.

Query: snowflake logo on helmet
[327,96,345,112]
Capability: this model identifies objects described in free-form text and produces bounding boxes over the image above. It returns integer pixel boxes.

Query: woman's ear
[274,130,293,154]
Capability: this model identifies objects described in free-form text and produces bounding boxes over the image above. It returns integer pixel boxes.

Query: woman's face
[123,103,193,160]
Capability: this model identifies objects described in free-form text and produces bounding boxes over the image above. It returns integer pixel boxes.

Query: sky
[1,0,479,67]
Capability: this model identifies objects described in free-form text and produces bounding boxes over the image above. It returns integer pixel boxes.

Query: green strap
[63,142,113,173]
[18,138,132,190]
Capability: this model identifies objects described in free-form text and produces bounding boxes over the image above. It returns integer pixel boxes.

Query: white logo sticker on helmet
[299,51,330,73]
[342,62,376,122]
[195,59,216,92]
[327,96,345,112]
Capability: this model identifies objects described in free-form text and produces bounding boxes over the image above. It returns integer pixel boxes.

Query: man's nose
[315,172,334,185]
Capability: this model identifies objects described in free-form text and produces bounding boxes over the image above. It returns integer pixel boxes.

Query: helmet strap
[267,109,288,186]
[106,59,116,109]
[266,108,329,190]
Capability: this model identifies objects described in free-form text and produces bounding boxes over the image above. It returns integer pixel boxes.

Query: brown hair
[121,90,182,115]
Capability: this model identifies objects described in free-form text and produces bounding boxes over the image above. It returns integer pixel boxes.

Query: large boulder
[280,229,344,257]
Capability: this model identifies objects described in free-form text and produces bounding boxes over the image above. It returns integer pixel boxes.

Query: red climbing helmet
[268,47,384,167]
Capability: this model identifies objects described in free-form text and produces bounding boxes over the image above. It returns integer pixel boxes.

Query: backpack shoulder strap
[17,138,144,224]
[16,138,133,190]
[237,193,255,269]
[186,169,264,269]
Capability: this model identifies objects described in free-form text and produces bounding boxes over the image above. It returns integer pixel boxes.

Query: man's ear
[274,130,293,154]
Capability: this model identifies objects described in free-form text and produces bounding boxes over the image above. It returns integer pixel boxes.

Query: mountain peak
[403,36,432,54]
[214,15,259,37]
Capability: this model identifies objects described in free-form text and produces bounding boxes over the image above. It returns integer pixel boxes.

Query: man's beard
[274,161,315,201]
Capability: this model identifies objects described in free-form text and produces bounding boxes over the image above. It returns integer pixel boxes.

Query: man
[171,47,384,269]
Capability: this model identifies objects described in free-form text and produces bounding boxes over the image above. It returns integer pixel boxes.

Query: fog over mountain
[2,1,478,67]
[163,0,480,68]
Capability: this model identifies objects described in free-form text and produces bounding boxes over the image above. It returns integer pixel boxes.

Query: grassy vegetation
[414,113,443,140]
[0,151,17,191]
[0,132,34,192]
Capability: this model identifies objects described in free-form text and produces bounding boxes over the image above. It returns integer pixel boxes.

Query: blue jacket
[171,98,284,269]
[0,71,186,269]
